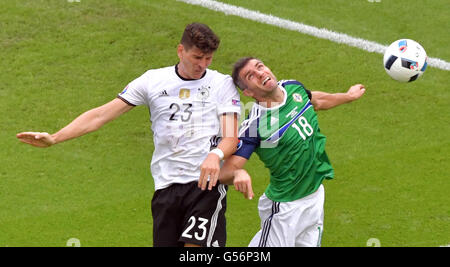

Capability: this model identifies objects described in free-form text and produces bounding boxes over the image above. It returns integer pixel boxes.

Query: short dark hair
[232,57,256,90]
[180,23,220,54]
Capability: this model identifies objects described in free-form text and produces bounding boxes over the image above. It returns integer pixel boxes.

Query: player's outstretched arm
[311,84,366,111]
[17,98,134,148]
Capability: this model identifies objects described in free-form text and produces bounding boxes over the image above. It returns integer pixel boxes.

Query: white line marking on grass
[177,0,450,71]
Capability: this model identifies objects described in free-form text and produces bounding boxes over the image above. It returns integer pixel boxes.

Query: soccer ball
[383,39,428,82]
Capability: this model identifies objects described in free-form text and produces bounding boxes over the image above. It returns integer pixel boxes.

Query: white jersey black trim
[118,65,241,190]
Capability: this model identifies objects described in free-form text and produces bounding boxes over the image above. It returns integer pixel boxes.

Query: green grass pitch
[1,0,448,247]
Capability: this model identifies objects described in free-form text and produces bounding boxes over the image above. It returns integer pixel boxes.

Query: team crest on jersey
[292,93,303,103]
[179,88,190,99]
[197,85,210,101]
[236,140,243,150]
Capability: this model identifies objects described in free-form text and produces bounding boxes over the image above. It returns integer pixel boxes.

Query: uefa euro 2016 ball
[383,39,428,82]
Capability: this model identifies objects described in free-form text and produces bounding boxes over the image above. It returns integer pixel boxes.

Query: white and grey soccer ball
[383,39,428,82]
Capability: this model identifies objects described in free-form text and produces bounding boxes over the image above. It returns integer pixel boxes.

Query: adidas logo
[159,90,169,97]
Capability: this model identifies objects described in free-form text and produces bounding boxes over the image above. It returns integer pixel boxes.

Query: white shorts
[249,184,325,247]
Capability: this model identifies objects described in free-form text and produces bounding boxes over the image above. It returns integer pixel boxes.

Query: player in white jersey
[118,65,240,191]
[16,23,241,247]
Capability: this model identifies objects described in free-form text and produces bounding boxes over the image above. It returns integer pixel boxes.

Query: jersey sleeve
[234,115,260,159]
[304,88,312,100]
[117,71,150,106]
[234,137,258,159]
[216,76,241,116]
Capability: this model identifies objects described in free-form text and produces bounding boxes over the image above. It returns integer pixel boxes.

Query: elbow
[221,136,240,154]
[313,100,328,111]
[230,137,240,149]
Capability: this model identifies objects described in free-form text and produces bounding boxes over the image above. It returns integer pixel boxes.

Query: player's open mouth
[262,77,270,85]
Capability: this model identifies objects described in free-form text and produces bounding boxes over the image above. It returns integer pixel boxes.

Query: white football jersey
[118,65,241,190]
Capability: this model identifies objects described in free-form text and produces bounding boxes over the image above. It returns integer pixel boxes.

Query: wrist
[233,169,245,177]
[346,92,356,102]
[209,148,224,160]
[50,133,59,145]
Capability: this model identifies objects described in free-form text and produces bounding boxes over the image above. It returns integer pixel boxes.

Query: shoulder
[133,66,179,93]
[206,69,233,86]
[279,79,311,100]
[124,66,176,97]
[206,69,238,97]
[279,79,306,89]
[239,104,262,137]
[206,68,230,80]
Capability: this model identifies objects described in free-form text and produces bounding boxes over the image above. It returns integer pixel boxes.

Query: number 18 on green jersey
[235,80,334,202]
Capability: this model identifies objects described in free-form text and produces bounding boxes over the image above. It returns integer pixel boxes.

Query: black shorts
[151,181,228,247]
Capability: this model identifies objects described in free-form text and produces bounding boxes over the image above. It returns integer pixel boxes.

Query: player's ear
[177,44,184,59]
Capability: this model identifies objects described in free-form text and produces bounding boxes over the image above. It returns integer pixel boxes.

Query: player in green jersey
[219,57,365,246]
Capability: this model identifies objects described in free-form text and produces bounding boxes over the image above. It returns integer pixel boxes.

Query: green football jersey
[235,80,334,202]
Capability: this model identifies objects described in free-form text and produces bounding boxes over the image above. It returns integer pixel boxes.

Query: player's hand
[347,84,366,101]
[233,169,254,200]
[198,152,221,191]
[16,132,56,148]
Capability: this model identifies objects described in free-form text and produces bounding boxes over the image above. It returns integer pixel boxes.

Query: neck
[257,86,285,108]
